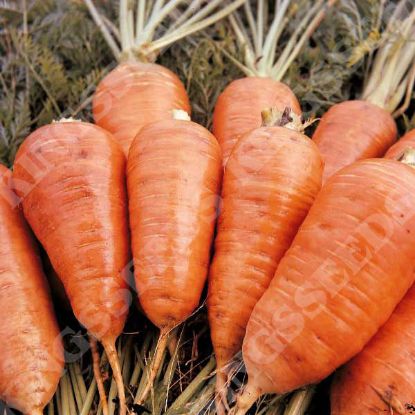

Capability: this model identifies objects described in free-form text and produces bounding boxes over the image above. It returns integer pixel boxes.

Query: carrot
[84,0,245,155]
[384,128,415,160]
[0,164,63,415]
[212,0,335,164]
[331,285,415,415]
[207,108,323,414]
[232,157,415,415]
[127,110,222,405]
[313,2,415,182]
[12,120,131,415]
[329,147,415,415]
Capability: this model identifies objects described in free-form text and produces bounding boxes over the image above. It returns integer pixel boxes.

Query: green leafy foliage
[0,0,112,166]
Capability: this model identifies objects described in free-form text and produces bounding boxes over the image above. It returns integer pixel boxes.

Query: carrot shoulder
[235,158,415,414]
[313,100,397,182]
[0,164,63,415]
[213,77,301,163]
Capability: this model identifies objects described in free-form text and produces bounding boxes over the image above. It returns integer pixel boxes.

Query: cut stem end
[398,147,415,168]
[261,107,312,132]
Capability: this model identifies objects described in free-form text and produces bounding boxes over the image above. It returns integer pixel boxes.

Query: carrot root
[167,331,178,357]
[90,336,109,415]
[215,369,230,415]
[102,339,126,415]
[135,330,170,405]
[232,382,261,415]
[28,409,43,415]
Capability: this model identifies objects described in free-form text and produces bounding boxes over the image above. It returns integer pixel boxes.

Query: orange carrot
[232,157,415,415]
[313,100,397,182]
[331,284,415,415]
[84,0,245,155]
[212,0,335,164]
[313,2,415,182]
[127,111,222,405]
[12,120,130,415]
[384,128,415,160]
[329,146,415,415]
[0,164,63,415]
[207,108,323,413]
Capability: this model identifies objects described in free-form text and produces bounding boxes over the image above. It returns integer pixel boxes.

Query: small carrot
[84,0,245,155]
[12,120,131,415]
[313,2,415,182]
[0,164,63,415]
[232,157,415,415]
[127,110,222,405]
[213,0,335,164]
[207,108,323,414]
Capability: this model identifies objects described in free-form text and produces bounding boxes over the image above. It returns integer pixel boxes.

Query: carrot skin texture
[384,128,415,159]
[331,285,415,415]
[213,77,301,164]
[242,159,415,397]
[93,62,191,155]
[127,119,222,331]
[12,121,131,341]
[330,129,415,414]
[313,100,397,182]
[0,165,63,415]
[207,126,323,373]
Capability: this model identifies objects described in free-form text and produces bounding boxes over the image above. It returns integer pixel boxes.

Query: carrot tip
[215,370,230,415]
[90,336,109,415]
[102,338,126,415]
[231,382,261,415]
[135,331,169,405]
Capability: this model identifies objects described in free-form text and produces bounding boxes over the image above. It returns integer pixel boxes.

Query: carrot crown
[225,0,336,79]
[83,0,246,63]
[361,1,415,117]
[398,148,415,168]
[261,107,314,133]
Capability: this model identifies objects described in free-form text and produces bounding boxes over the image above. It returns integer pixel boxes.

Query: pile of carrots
[2,1,415,415]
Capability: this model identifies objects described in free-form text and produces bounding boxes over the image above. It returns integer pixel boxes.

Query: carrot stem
[68,364,84,411]
[83,0,121,59]
[60,373,70,415]
[165,357,216,415]
[362,5,415,113]
[135,330,170,405]
[47,400,54,415]
[102,338,127,415]
[79,379,97,415]
[90,336,109,415]
[283,387,316,415]
[85,0,245,62]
